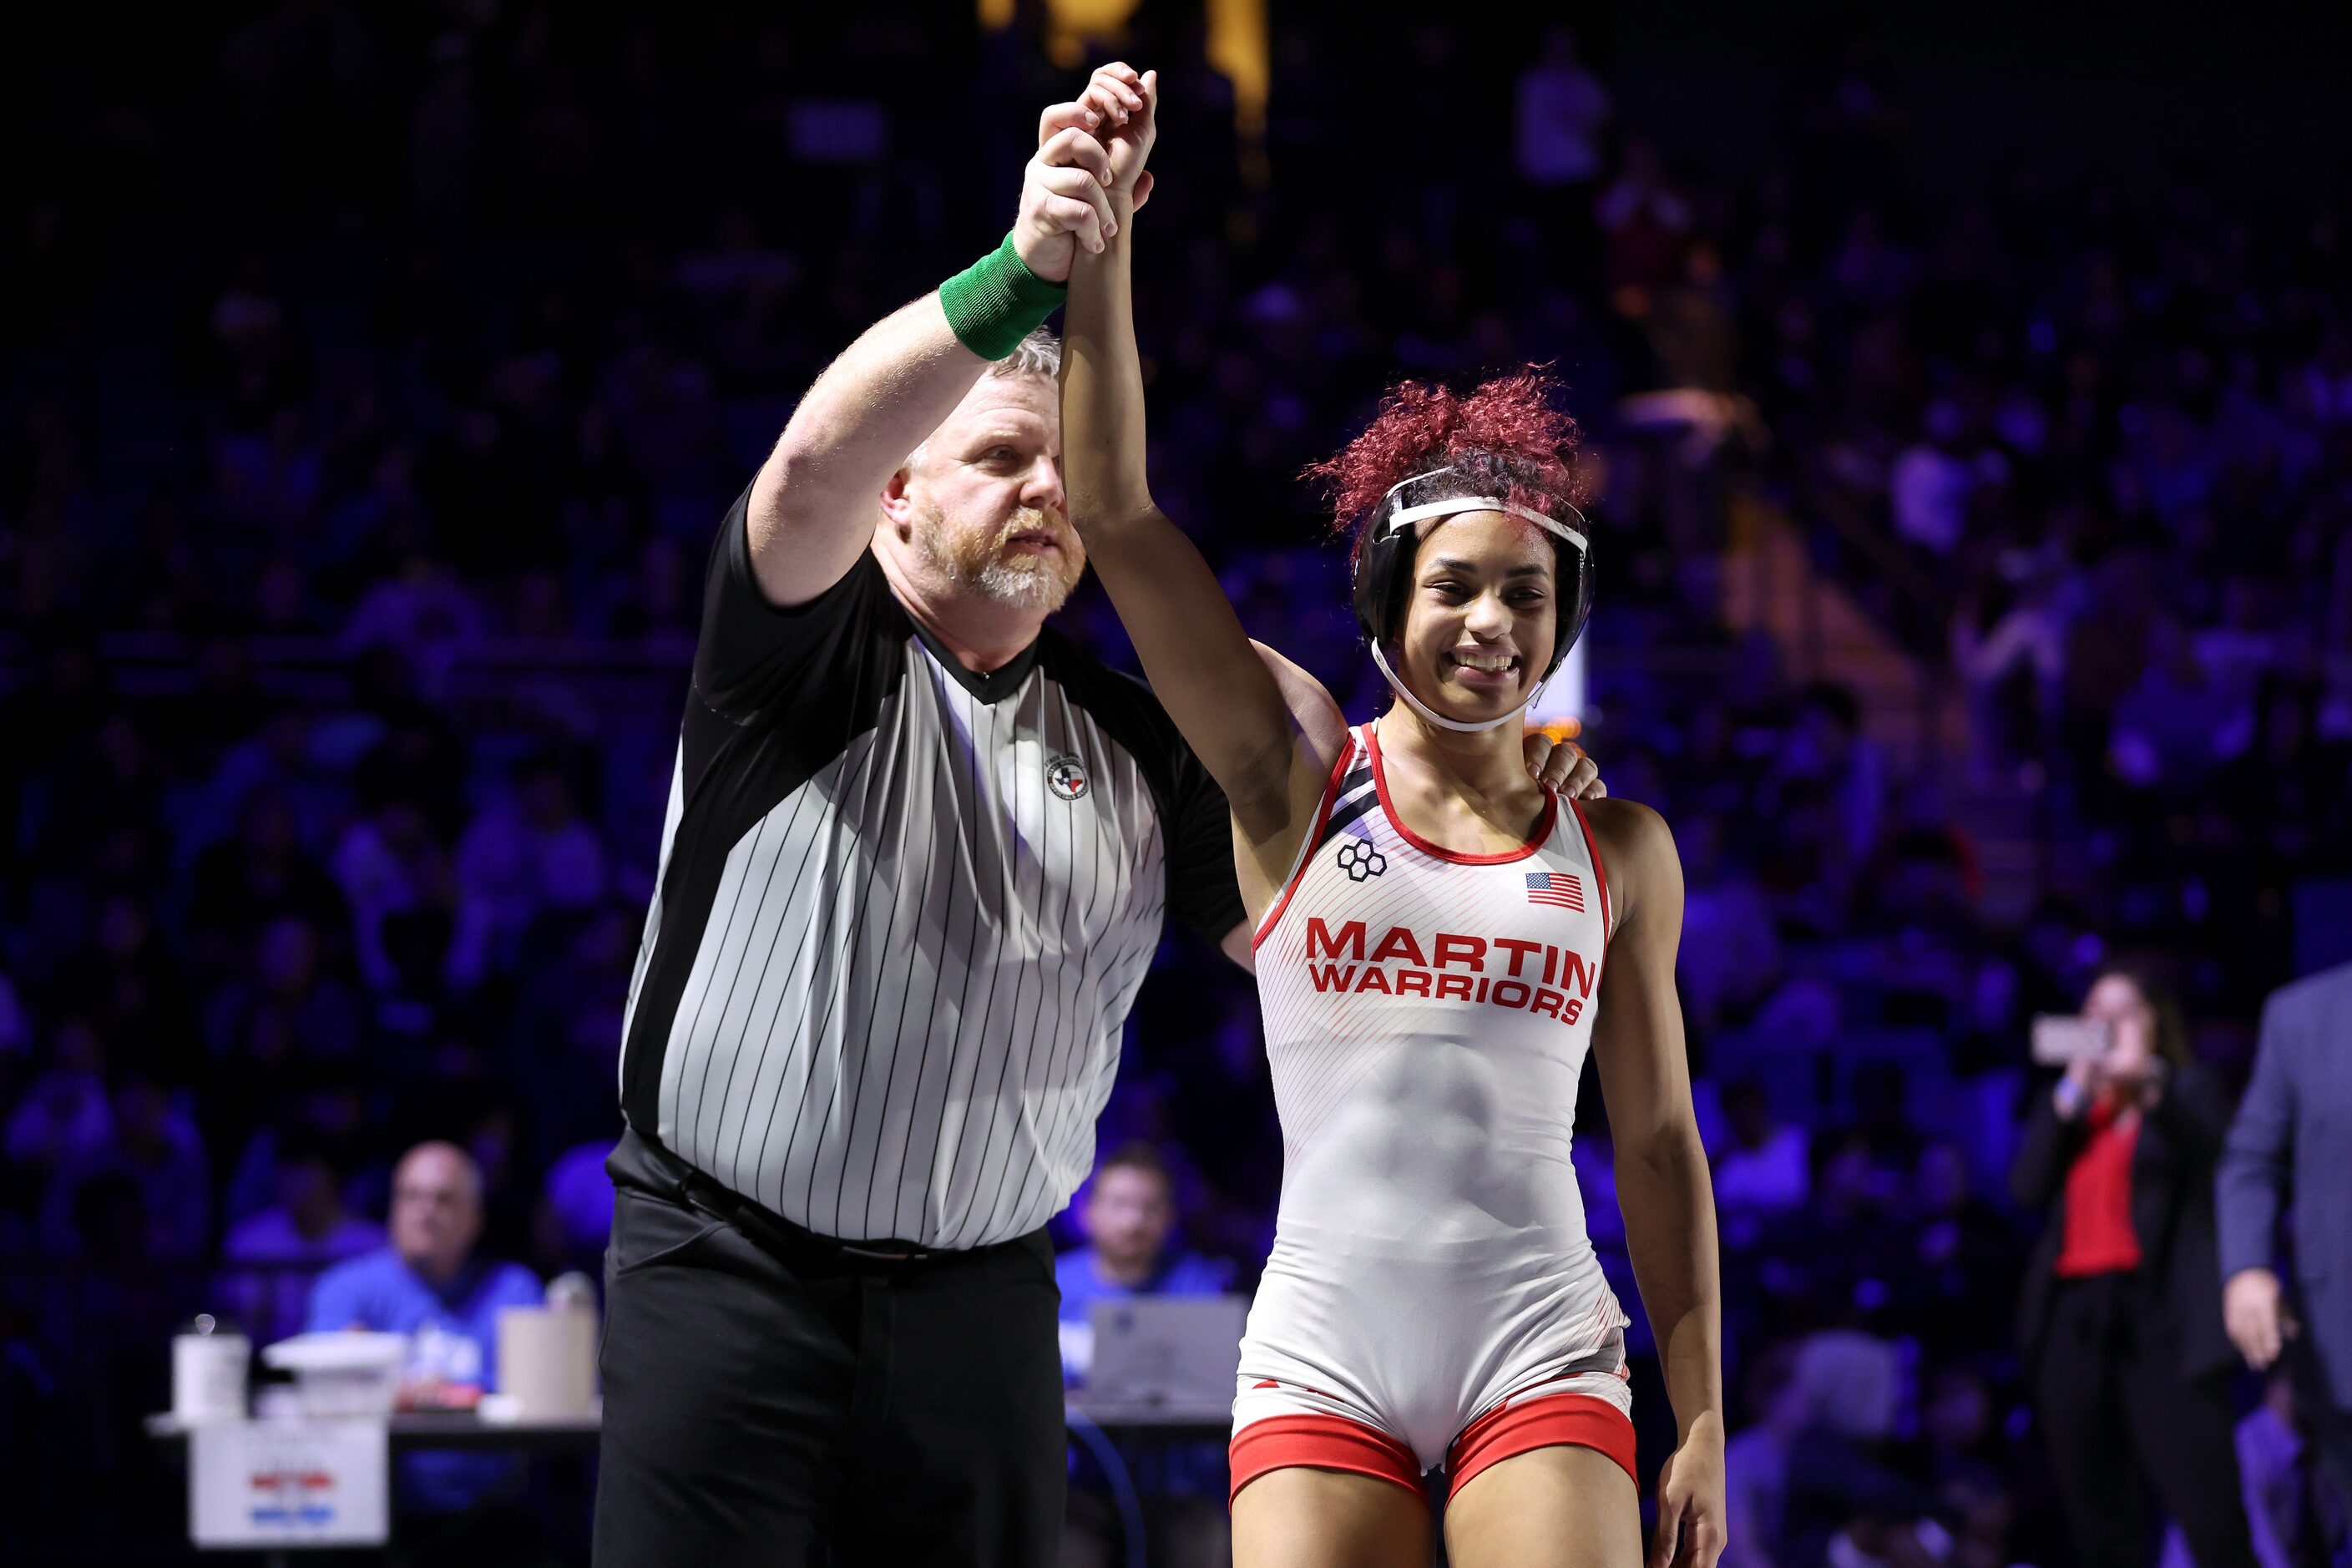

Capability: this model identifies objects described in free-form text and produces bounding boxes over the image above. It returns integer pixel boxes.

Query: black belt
[665,1153,947,1272]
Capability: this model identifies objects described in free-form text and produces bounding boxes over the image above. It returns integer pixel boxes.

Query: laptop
[1077,1297,1247,1421]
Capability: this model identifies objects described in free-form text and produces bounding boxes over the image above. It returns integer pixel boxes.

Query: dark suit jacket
[2218,963,2352,1408]
[2010,1061,2237,1380]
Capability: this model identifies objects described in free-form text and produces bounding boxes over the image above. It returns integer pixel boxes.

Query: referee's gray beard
[914,500,1087,614]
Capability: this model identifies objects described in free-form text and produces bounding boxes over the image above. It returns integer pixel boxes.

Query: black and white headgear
[1350,458,1594,732]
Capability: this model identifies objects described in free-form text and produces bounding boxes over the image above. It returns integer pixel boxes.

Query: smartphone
[2031,1014,2113,1066]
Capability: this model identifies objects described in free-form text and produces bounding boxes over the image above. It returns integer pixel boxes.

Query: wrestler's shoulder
[1576,797,1679,890]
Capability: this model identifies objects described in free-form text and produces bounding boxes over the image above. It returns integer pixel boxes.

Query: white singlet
[1231,723,1634,1495]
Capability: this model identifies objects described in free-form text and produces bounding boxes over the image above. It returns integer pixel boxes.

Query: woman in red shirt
[2010,963,2253,1568]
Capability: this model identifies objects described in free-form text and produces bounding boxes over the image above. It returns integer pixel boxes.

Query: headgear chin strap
[1368,640,1546,733]
[1351,466,1593,732]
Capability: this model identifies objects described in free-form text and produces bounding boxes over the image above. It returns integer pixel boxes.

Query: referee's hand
[1019,65,1156,284]
[1016,105,1116,283]
[1524,731,1608,799]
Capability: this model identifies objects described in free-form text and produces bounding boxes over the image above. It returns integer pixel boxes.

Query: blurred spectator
[505,902,633,1168]
[39,1069,210,1260]
[1762,682,1887,867]
[1056,1141,1231,1568]
[1916,1362,2022,1568]
[5,1016,113,1177]
[1790,1329,1904,1444]
[0,969,27,1060]
[2218,959,2352,1560]
[2232,1363,2345,1568]
[185,787,349,986]
[51,893,199,1082]
[2010,963,2253,1568]
[202,914,364,1067]
[1889,399,1975,557]
[1847,1060,1925,1179]
[331,792,456,999]
[1908,1140,2021,1354]
[1712,1079,1809,1247]
[184,706,346,860]
[1722,1340,1806,1568]
[1772,1331,1945,1568]
[1679,819,1783,1034]
[1514,25,1610,190]
[306,1141,540,1516]
[536,1136,616,1278]
[1056,1140,1228,1384]
[1596,138,1692,297]
[218,1130,384,1343]
[341,562,485,700]
[447,750,608,989]
[1755,1128,1909,1331]
[217,1063,381,1230]
[1955,546,2087,777]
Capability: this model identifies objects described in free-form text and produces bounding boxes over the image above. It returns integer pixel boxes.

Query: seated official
[306,1141,541,1514]
[1056,1141,1233,1568]
[1055,1140,1228,1383]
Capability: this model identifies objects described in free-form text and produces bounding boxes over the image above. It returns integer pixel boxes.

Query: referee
[592,66,1600,1566]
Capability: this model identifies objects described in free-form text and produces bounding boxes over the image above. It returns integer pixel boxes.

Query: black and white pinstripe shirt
[617,491,1242,1250]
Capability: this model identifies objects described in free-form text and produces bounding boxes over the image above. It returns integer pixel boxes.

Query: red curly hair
[1304,369,1586,565]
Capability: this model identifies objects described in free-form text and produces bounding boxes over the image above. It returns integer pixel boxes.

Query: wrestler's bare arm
[1586,797,1727,1568]
[1061,73,1341,913]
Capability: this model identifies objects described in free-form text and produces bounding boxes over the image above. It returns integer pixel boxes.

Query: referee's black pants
[592,1129,1066,1568]
[2032,1272,2256,1568]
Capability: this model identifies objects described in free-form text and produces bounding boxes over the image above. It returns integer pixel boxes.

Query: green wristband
[938,232,1067,361]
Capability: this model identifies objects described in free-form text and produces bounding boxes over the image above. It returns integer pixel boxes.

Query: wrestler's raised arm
[1060,69,1347,916]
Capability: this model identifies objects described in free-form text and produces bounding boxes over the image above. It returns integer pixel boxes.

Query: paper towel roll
[495,1304,598,1419]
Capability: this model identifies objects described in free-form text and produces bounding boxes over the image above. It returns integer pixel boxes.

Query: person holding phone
[2010,963,2254,1568]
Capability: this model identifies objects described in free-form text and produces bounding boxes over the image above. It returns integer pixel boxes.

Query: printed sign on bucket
[191,1419,388,1547]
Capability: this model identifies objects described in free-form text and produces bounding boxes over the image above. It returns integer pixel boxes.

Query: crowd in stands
[3,4,2348,1561]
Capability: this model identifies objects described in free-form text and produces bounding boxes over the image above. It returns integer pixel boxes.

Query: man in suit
[2219,959,2352,1559]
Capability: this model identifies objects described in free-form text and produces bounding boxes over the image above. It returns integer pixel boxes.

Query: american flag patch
[1526,871,1585,911]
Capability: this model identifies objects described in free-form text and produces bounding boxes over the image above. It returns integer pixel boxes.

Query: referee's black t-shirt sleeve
[1163,743,1247,943]
[694,484,887,720]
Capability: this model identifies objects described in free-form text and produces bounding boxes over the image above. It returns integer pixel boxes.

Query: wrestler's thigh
[1231,1466,1431,1568]
[1444,1444,1641,1568]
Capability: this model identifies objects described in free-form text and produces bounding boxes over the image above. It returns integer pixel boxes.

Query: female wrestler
[1061,69,1725,1568]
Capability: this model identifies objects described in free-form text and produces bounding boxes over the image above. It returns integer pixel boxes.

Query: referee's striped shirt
[616,490,1243,1250]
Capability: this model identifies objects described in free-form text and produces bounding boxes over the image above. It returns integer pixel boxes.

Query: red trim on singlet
[1444,1390,1637,1500]
[1230,1414,1425,1506]
[1569,797,1614,978]
[1251,736,1358,953]
[1229,1391,1637,1509]
[1363,726,1557,865]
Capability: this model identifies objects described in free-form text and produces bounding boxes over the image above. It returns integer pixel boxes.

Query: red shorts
[1228,1389,1636,1507]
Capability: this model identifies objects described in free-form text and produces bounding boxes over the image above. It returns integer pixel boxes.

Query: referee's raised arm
[741,98,1122,610]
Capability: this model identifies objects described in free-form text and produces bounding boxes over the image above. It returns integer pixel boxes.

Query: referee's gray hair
[994,326,1062,383]
[907,327,1061,473]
